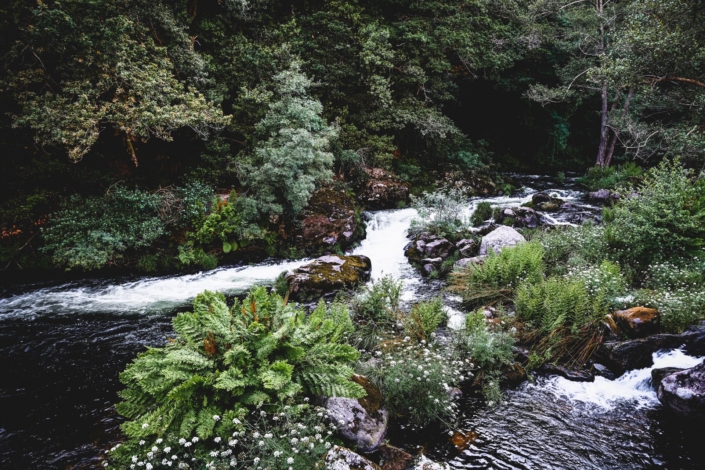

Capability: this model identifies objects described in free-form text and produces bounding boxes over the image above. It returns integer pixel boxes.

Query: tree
[241,61,338,216]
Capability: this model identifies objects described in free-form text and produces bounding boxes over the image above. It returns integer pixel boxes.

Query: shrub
[451,311,515,370]
[106,403,336,470]
[350,274,402,324]
[116,288,364,441]
[42,187,165,270]
[577,162,643,191]
[565,260,627,309]
[531,223,607,276]
[404,297,446,341]
[470,201,493,227]
[630,288,705,333]
[359,341,466,428]
[603,158,705,271]
[409,188,468,238]
[450,241,545,307]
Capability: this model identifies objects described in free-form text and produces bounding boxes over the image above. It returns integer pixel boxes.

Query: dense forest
[1,0,704,277]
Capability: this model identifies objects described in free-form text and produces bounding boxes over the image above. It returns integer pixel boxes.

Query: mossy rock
[286,254,372,301]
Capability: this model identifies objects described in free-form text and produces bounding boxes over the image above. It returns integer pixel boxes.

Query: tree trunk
[604,88,634,168]
[594,0,609,167]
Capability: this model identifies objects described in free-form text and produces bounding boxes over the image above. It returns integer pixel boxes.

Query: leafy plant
[577,162,643,191]
[451,241,545,307]
[404,297,446,342]
[471,202,493,227]
[451,311,514,370]
[409,188,469,238]
[116,288,364,441]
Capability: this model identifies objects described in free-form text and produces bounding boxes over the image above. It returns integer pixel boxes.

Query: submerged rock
[380,444,414,470]
[478,226,526,255]
[359,167,410,209]
[320,445,381,470]
[286,255,371,301]
[324,375,388,452]
[658,362,705,419]
[613,307,660,338]
[540,363,595,382]
[413,455,451,470]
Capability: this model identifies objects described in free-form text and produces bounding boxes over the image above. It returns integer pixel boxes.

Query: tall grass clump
[409,188,468,239]
[451,241,544,307]
[404,297,446,342]
[348,275,403,350]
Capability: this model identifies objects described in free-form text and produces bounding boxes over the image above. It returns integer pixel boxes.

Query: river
[0,176,702,469]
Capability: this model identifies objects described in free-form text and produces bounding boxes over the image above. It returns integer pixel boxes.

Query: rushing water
[1,176,703,469]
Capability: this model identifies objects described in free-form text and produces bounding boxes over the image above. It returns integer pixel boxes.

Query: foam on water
[538,349,703,410]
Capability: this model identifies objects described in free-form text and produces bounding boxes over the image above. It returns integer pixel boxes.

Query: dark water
[0,176,702,469]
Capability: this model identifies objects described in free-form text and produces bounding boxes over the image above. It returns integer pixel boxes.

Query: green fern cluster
[116,288,365,440]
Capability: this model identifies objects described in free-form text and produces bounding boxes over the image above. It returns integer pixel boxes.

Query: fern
[116,287,364,441]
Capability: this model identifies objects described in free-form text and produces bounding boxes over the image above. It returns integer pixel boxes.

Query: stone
[531,193,564,212]
[414,455,450,470]
[658,361,705,419]
[359,167,410,209]
[588,189,619,202]
[450,430,478,451]
[540,363,595,382]
[613,307,660,338]
[422,264,436,276]
[424,239,453,259]
[380,444,414,470]
[286,255,371,301]
[602,314,625,341]
[324,375,388,452]
[404,234,453,265]
[453,256,487,270]
[651,367,686,390]
[503,208,516,217]
[455,238,477,257]
[421,257,443,265]
[593,363,615,380]
[321,446,381,470]
[296,187,362,251]
[479,226,526,255]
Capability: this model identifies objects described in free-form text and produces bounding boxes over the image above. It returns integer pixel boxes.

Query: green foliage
[471,202,494,227]
[404,297,446,342]
[116,288,364,440]
[41,187,165,270]
[359,341,465,428]
[409,189,469,238]
[566,260,627,309]
[451,242,545,307]
[351,275,402,324]
[578,163,644,191]
[603,159,705,270]
[451,311,514,370]
[532,223,608,276]
[242,62,337,216]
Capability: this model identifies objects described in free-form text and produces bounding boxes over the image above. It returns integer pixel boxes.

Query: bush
[106,403,336,470]
[450,241,545,307]
[42,187,165,270]
[359,340,466,428]
[565,260,627,309]
[116,288,364,441]
[350,274,402,324]
[603,158,705,271]
[470,201,493,227]
[577,162,643,191]
[404,297,446,342]
[531,223,607,276]
[409,188,469,238]
[630,288,705,333]
[451,311,514,370]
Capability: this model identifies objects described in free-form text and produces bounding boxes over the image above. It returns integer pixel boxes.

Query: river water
[0,176,702,469]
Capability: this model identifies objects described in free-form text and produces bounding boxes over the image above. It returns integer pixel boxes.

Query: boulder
[531,193,564,212]
[479,226,526,255]
[613,307,660,338]
[414,455,450,470]
[513,207,540,228]
[380,444,414,470]
[424,239,453,259]
[453,256,487,270]
[297,187,361,250]
[588,189,619,202]
[286,255,371,301]
[359,167,410,209]
[455,238,477,257]
[539,363,595,382]
[324,375,388,452]
[593,363,615,380]
[321,446,381,470]
[422,264,436,276]
[658,361,705,419]
[404,234,453,264]
[651,367,686,390]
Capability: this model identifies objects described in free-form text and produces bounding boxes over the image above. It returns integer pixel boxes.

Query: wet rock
[405,234,453,264]
[455,238,477,257]
[502,363,528,386]
[286,255,371,301]
[540,363,595,382]
[422,257,443,266]
[588,189,619,202]
[422,264,436,276]
[531,193,564,212]
[658,362,705,419]
[359,167,410,209]
[651,367,685,390]
[450,430,478,451]
[503,208,516,217]
[513,207,540,228]
[414,455,450,470]
[297,187,361,250]
[602,314,625,341]
[596,329,705,376]
[593,363,615,380]
[424,239,453,259]
[324,375,388,452]
[380,444,414,470]
[479,226,526,255]
[613,307,660,338]
[321,445,381,470]
[453,256,487,270]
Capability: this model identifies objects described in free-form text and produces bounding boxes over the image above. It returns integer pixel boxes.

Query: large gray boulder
[324,375,388,452]
[658,361,705,418]
[286,255,371,301]
[479,226,526,255]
